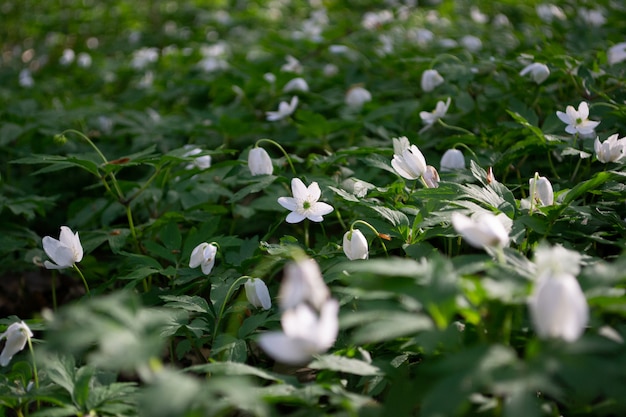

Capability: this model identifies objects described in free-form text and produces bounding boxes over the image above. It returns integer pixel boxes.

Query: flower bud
[519,62,550,84]
[0,321,33,366]
[440,149,466,171]
[422,165,440,188]
[343,229,368,260]
[529,174,554,206]
[421,69,444,92]
[345,86,372,109]
[189,242,218,275]
[245,278,272,310]
[248,147,273,176]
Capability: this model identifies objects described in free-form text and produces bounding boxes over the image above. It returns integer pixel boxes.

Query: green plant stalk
[26,333,39,411]
[437,119,475,136]
[350,220,389,257]
[255,138,297,174]
[73,264,90,295]
[212,276,250,344]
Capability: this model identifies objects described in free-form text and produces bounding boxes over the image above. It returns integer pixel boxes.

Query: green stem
[304,220,310,249]
[350,219,389,257]
[212,276,250,344]
[73,264,90,295]
[26,332,39,411]
[437,119,475,136]
[255,138,297,174]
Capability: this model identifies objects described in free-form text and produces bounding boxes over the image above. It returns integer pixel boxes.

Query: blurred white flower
[460,35,482,52]
[422,165,440,188]
[343,229,368,260]
[440,149,465,171]
[391,137,427,180]
[529,173,554,206]
[277,178,334,224]
[43,226,83,269]
[281,55,302,74]
[595,134,626,163]
[245,278,272,310]
[59,48,75,65]
[279,258,330,310]
[608,42,626,65]
[266,96,298,121]
[323,63,339,77]
[258,299,339,365]
[131,47,159,69]
[470,6,488,24]
[189,242,218,275]
[419,97,451,129]
[19,69,34,88]
[0,322,33,366]
[451,212,509,249]
[493,13,511,27]
[77,52,92,68]
[345,86,372,109]
[529,245,588,342]
[408,28,434,47]
[556,101,600,136]
[248,147,273,175]
[263,72,276,84]
[519,63,550,84]
[362,10,394,30]
[183,146,212,170]
[536,4,566,22]
[283,77,309,93]
[421,69,444,92]
[578,8,605,26]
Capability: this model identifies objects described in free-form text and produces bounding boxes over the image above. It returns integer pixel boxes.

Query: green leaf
[227,176,277,203]
[160,295,213,316]
[188,361,286,382]
[309,355,382,376]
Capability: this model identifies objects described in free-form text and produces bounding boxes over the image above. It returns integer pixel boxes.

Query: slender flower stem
[212,276,249,344]
[26,332,39,410]
[73,264,90,295]
[437,119,475,136]
[304,220,310,249]
[350,220,389,257]
[255,138,297,174]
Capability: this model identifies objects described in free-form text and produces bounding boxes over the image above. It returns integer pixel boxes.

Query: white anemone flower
[283,77,309,93]
[0,321,33,366]
[422,165,440,188]
[419,97,451,129]
[266,96,298,121]
[556,101,600,136]
[244,278,272,310]
[248,147,273,175]
[608,42,626,65]
[189,242,218,275]
[345,86,372,109]
[183,146,212,170]
[594,134,626,163]
[258,299,339,365]
[343,229,368,260]
[421,69,444,92]
[42,226,83,269]
[277,178,334,223]
[279,258,330,310]
[440,149,466,171]
[529,174,554,207]
[519,63,550,84]
[451,212,509,249]
[391,138,427,180]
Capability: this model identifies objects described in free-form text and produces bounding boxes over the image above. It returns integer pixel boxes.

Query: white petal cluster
[248,147,273,175]
[608,42,626,65]
[183,146,212,170]
[277,178,334,223]
[345,86,372,109]
[189,242,218,275]
[343,229,368,260]
[594,134,626,163]
[43,226,83,269]
[556,101,600,136]
[440,149,465,171]
[0,321,33,366]
[529,245,588,342]
[519,63,550,84]
[451,212,510,249]
[266,96,299,121]
[245,278,272,310]
[283,77,309,93]
[421,69,444,92]
[529,173,554,207]
[420,97,451,128]
[259,257,339,365]
[391,137,427,180]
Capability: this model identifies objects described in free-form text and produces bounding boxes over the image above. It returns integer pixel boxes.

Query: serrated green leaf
[309,355,382,376]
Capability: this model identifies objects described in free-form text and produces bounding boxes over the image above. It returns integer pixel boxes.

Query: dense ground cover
[1,0,626,415]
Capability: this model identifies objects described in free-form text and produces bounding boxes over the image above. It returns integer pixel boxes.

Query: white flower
[266,96,298,121]
[280,55,302,74]
[608,42,626,65]
[594,134,626,163]
[391,138,427,180]
[248,147,273,175]
[529,174,554,206]
[556,101,600,136]
[277,178,334,223]
[440,149,465,171]
[519,63,550,84]
[536,4,566,22]
[470,6,488,24]
[43,226,83,269]
[0,321,33,366]
[131,47,159,69]
[77,52,92,68]
[460,35,482,52]
[263,72,276,84]
[323,64,339,77]
[421,69,444,92]
[529,246,588,342]
[258,299,339,365]
[279,258,330,310]
[451,212,509,249]
[578,8,605,27]
[283,77,309,93]
[392,136,411,155]
[245,278,272,310]
[345,86,372,109]
[59,48,75,66]
[419,97,451,128]
[343,229,368,260]
[422,165,440,188]
[183,146,212,170]
[361,10,394,30]
[189,242,218,275]
[19,69,34,88]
